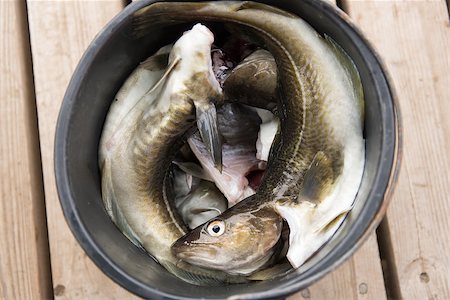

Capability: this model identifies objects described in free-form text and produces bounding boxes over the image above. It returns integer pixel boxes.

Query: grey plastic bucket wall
[55,0,399,299]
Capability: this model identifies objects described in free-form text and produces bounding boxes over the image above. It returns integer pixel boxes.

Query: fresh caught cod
[99,24,247,284]
[188,103,264,205]
[134,2,364,273]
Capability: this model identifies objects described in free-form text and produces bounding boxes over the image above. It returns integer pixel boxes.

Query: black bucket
[55,0,400,299]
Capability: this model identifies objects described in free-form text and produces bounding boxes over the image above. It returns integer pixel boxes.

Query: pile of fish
[99,1,365,285]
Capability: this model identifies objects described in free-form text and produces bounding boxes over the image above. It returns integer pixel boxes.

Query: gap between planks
[376,219,402,299]
[26,1,137,299]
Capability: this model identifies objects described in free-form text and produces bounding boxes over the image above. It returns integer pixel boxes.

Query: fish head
[169,23,220,93]
[171,201,283,275]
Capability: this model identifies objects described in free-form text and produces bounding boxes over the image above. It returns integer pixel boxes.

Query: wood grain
[0,1,52,299]
[289,234,386,300]
[27,1,140,298]
[24,0,387,299]
[346,1,450,298]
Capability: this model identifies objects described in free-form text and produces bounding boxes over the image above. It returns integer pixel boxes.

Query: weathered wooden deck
[1,0,449,299]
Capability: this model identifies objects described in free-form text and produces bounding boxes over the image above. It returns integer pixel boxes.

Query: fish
[99,24,248,284]
[223,49,278,112]
[182,50,279,205]
[222,49,280,163]
[99,44,172,166]
[172,167,227,229]
[187,103,264,205]
[134,1,364,273]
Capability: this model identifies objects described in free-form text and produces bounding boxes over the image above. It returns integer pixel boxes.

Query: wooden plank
[26,0,386,299]
[289,234,386,300]
[345,1,450,298]
[0,1,52,299]
[27,1,140,298]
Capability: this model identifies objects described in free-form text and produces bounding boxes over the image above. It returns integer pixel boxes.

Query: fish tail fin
[273,151,347,268]
[314,206,352,234]
[195,102,223,172]
[275,200,351,269]
[274,201,315,268]
[101,159,143,248]
[132,2,216,38]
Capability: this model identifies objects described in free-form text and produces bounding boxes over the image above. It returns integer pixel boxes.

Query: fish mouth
[171,240,223,269]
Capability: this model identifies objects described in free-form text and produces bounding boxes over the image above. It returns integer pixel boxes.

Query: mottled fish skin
[221,50,280,162]
[173,196,283,276]
[135,2,364,274]
[223,49,278,112]
[99,44,172,166]
[100,24,247,284]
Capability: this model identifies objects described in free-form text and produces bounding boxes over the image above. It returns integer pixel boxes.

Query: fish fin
[195,103,223,172]
[274,202,351,269]
[298,151,335,204]
[140,53,169,71]
[162,260,248,285]
[274,202,316,268]
[323,35,364,125]
[109,55,180,134]
[101,159,143,248]
[247,260,292,281]
[172,161,214,182]
[314,207,352,234]
[143,56,181,96]
[189,207,223,215]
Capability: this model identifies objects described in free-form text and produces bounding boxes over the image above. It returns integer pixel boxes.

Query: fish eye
[206,220,225,237]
